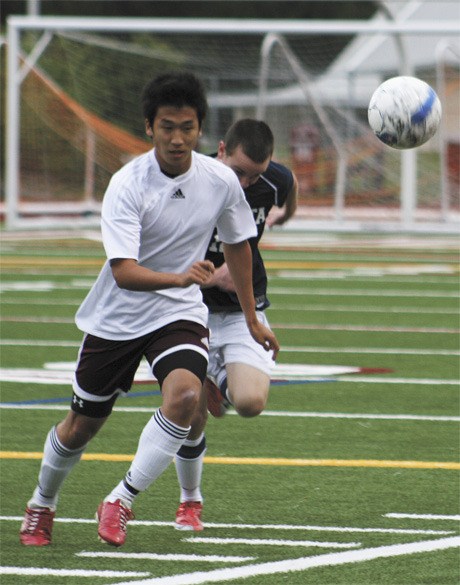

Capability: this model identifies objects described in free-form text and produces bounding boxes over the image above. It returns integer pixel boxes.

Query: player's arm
[266,173,299,227]
[223,241,279,358]
[110,258,215,291]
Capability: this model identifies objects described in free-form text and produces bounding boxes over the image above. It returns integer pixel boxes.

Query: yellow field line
[1,451,458,470]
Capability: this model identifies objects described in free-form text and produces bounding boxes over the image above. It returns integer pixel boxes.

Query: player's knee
[234,393,267,418]
[173,385,201,418]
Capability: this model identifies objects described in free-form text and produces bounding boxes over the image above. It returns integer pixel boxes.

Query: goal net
[3,10,460,232]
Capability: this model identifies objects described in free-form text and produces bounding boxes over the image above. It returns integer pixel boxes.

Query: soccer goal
[4,8,460,232]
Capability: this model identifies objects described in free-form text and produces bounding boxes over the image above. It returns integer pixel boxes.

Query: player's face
[218,144,270,189]
[146,106,201,175]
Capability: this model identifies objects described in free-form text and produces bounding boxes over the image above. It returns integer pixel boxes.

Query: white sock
[175,433,206,503]
[106,409,190,505]
[29,426,86,510]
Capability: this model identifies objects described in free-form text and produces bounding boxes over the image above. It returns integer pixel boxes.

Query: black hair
[142,72,208,128]
[224,119,274,163]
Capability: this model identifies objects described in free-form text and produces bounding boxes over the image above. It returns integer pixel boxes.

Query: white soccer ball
[368,76,442,149]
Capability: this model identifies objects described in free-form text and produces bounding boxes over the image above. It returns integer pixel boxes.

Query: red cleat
[205,377,228,418]
[174,501,203,531]
[20,506,55,546]
[96,499,134,547]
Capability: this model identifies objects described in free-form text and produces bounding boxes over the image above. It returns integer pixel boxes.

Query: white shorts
[207,311,274,380]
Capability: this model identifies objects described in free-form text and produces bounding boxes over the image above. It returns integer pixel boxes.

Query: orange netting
[22,64,150,175]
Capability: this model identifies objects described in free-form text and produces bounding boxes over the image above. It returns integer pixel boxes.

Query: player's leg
[174,385,207,531]
[209,311,274,418]
[205,313,232,417]
[20,333,144,546]
[20,411,105,547]
[226,362,270,417]
[29,411,106,508]
[98,367,201,546]
[100,321,209,544]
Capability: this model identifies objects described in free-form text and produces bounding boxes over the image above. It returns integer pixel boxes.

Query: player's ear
[145,119,153,138]
[217,141,226,159]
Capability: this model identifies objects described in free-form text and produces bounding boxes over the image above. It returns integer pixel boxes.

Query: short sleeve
[215,189,257,244]
[101,180,141,261]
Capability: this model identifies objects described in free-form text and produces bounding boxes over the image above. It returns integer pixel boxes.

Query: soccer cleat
[20,506,55,546]
[205,377,229,418]
[174,501,203,531]
[96,499,134,547]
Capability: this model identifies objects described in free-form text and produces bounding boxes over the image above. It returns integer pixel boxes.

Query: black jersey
[203,159,294,313]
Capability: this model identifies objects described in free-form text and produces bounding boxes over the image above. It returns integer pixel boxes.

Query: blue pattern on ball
[411,87,437,124]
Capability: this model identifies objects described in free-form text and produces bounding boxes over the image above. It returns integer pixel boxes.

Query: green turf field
[1,231,459,585]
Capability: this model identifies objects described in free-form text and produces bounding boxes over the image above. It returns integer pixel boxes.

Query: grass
[0,230,459,585]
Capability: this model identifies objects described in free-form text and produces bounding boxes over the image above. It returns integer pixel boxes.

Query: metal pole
[6,21,20,229]
[27,0,41,16]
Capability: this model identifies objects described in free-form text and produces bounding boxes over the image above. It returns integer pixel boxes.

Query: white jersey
[75,149,257,340]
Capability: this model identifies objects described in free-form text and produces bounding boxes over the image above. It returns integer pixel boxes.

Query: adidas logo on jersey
[171,189,185,199]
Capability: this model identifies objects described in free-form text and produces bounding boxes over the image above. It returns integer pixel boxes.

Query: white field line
[0,516,454,535]
[1,298,82,306]
[103,536,460,585]
[1,403,458,422]
[2,339,459,359]
[271,324,459,334]
[0,280,93,292]
[2,339,459,358]
[2,298,458,316]
[0,567,149,578]
[338,376,459,385]
[184,537,361,549]
[2,316,458,334]
[1,339,81,347]
[385,513,460,521]
[1,316,75,323]
[271,274,460,284]
[2,271,458,284]
[77,552,255,563]
[282,346,460,356]
[269,287,459,298]
[1,281,458,298]
[1,402,459,422]
[257,411,460,422]
[0,271,98,278]
[2,361,458,388]
[270,304,459,315]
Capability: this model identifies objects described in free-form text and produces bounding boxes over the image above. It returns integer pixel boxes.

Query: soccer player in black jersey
[174,119,298,530]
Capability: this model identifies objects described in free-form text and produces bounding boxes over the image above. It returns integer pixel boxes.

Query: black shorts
[71,320,209,418]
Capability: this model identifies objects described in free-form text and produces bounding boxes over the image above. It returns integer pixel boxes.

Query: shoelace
[118,507,129,531]
[106,502,133,531]
[24,510,40,532]
[24,509,50,535]
[178,502,201,515]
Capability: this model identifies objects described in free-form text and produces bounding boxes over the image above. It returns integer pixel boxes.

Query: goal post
[4,14,460,233]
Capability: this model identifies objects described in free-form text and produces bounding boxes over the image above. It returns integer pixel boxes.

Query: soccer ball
[368,76,442,149]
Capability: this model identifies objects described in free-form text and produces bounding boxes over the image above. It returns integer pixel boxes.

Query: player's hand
[201,263,235,291]
[180,261,215,287]
[266,208,287,228]
[247,320,280,360]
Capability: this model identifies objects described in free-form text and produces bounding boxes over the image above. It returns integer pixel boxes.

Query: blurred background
[1,1,459,232]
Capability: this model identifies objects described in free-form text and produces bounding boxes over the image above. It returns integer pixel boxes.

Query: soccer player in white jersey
[19,73,279,547]
[174,119,298,531]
